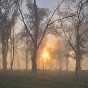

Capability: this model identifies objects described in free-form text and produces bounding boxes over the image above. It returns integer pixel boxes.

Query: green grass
[0,75,88,88]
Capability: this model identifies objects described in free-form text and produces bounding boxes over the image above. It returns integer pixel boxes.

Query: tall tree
[58,0,88,81]
[17,0,65,76]
[0,0,18,71]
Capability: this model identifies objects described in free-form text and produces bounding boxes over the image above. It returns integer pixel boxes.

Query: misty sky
[37,0,58,9]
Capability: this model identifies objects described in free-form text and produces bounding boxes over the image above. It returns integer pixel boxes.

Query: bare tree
[0,0,18,71]
[58,0,88,81]
[17,0,65,76]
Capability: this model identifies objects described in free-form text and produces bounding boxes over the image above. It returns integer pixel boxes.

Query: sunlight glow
[41,48,50,62]
[43,52,48,58]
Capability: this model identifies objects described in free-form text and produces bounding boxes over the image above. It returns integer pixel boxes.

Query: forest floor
[0,75,88,88]
[0,70,88,88]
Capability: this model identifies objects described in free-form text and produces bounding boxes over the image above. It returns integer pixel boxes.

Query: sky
[37,0,58,9]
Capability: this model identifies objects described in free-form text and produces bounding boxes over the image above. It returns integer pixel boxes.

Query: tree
[10,27,15,70]
[58,0,88,81]
[20,0,49,72]
[17,0,65,76]
[0,0,18,71]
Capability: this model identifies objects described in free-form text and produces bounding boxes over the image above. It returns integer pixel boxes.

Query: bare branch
[48,0,65,24]
[37,14,76,49]
[17,1,34,44]
[48,14,76,25]
[60,22,76,53]
[37,0,65,49]
[80,29,88,38]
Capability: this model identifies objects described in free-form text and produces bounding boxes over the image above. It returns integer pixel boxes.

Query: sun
[40,48,51,63]
[43,52,48,58]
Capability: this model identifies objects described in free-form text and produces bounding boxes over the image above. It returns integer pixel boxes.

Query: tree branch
[48,14,76,26]
[17,1,34,44]
[60,22,76,53]
[37,0,65,49]
[80,29,88,38]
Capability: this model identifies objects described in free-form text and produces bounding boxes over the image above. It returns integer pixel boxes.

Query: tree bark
[2,42,8,71]
[66,57,69,71]
[1,31,8,71]
[59,66,61,79]
[26,34,28,71]
[17,58,20,70]
[2,51,7,71]
[11,28,15,70]
[75,54,81,81]
[31,0,38,76]
[26,51,28,71]
[32,47,37,76]
[75,28,81,81]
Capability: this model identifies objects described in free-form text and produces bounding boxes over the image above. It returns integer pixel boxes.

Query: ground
[0,70,88,88]
[0,74,88,88]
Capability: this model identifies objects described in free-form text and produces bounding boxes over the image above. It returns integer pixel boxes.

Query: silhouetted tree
[17,0,65,76]
[58,0,88,81]
[0,0,18,71]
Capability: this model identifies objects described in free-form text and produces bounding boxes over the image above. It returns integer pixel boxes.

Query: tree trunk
[17,58,20,70]
[11,28,15,70]
[2,43,8,71]
[1,36,8,71]
[32,47,37,76]
[26,51,28,71]
[10,38,13,70]
[31,0,38,76]
[26,34,28,71]
[10,37,12,70]
[75,29,81,81]
[2,53,7,71]
[75,54,81,81]
[66,57,69,71]
[59,66,61,79]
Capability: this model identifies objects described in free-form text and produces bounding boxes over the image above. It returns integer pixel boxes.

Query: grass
[0,74,88,88]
